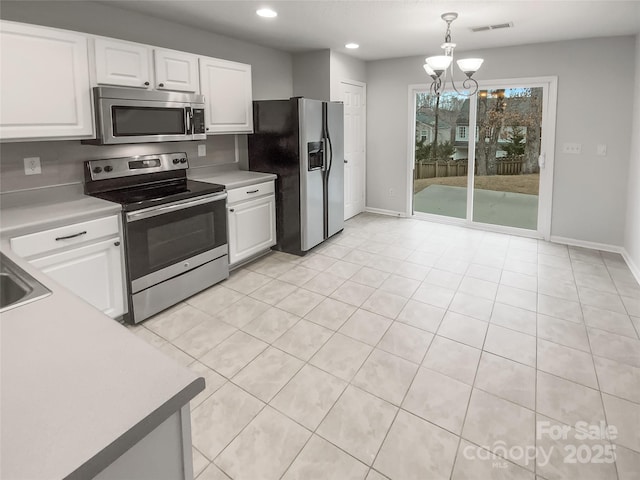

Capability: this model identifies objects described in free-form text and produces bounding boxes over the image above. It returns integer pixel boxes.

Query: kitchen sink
[0,253,51,313]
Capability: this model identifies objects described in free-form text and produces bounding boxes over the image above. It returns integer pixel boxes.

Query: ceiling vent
[471,22,514,32]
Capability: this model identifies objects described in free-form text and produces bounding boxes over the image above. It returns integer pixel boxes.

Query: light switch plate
[562,143,582,154]
[596,144,607,156]
[24,157,41,175]
[198,144,206,157]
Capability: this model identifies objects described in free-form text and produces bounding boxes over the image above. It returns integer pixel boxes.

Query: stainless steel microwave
[83,87,206,145]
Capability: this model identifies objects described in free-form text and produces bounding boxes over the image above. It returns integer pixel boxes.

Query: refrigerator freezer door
[298,98,325,251]
[325,102,345,237]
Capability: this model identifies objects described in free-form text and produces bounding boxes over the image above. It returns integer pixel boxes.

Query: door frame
[340,78,367,219]
[406,76,558,240]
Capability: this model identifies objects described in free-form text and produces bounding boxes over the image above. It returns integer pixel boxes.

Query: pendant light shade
[456,58,484,74]
[425,55,453,73]
[423,64,437,78]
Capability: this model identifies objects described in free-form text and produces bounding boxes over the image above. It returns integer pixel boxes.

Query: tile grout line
[570,251,622,480]
[448,239,512,478]
[137,214,640,479]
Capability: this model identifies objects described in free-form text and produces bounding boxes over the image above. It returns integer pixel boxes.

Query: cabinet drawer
[227,181,275,205]
[11,215,120,258]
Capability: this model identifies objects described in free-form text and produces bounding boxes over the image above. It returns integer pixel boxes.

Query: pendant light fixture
[424,12,483,96]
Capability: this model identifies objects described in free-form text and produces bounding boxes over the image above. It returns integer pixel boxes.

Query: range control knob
[92,166,103,174]
[173,158,181,164]
[180,158,187,164]
[104,165,113,172]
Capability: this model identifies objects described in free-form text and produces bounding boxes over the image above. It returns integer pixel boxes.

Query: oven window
[147,213,213,271]
[112,106,186,136]
[126,198,227,282]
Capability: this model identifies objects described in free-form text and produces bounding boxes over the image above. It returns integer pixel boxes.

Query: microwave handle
[185,107,192,134]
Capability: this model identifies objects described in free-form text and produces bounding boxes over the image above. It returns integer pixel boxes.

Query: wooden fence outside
[414,157,524,179]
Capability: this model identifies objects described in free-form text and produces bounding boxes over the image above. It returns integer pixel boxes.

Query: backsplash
[0,135,244,193]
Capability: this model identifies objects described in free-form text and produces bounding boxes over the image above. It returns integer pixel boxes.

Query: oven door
[125,192,228,293]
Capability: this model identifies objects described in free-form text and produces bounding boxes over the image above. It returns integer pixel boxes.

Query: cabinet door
[199,57,253,134]
[30,237,126,318]
[94,38,152,88]
[0,21,93,140]
[153,49,199,92]
[228,196,276,265]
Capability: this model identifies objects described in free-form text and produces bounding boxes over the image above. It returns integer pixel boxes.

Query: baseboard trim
[549,236,624,254]
[621,249,640,286]
[550,235,640,285]
[364,207,406,217]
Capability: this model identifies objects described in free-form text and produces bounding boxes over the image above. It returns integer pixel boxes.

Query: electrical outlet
[24,157,41,175]
[562,143,582,154]
[596,144,607,156]
[389,188,395,197]
[197,144,206,157]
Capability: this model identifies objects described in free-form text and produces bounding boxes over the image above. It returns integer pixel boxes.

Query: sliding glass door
[410,77,557,238]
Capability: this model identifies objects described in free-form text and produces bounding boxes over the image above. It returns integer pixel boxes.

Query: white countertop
[0,183,121,236]
[189,166,276,190]
[0,185,204,479]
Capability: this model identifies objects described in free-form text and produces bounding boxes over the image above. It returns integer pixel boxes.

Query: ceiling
[104,1,640,61]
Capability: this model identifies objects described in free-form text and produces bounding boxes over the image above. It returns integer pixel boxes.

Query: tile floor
[128,213,640,480]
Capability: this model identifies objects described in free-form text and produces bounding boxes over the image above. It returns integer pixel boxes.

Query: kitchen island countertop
[0,184,204,479]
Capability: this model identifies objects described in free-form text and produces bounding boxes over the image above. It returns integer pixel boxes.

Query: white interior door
[340,80,366,220]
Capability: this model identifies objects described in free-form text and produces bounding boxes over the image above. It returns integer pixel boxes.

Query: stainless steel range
[84,152,228,324]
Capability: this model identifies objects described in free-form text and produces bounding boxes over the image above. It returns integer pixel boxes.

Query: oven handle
[126,192,227,222]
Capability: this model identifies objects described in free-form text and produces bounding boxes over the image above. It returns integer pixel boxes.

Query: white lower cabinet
[227,186,276,267]
[11,214,126,318]
[30,238,125,319]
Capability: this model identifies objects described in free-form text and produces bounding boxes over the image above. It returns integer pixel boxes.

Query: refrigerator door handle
[326,133,333,174]
[321,138,328,172]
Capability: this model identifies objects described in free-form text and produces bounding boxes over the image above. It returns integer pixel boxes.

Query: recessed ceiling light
[256,8,277,18]
[345,43,359,49]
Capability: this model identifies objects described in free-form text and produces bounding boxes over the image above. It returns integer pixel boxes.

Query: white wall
[330,51,367,101]
[366,36,636,247]
[292,50,331,101]
[292,50,366,102]
[0,0,292,100]
[624,33,640,277]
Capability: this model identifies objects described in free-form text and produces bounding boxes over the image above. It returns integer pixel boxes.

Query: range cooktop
[84,152,225,211]
[90,179,225,212]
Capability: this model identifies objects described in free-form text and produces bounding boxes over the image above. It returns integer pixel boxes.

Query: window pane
[473,87,542,230]
[414,91,469,219]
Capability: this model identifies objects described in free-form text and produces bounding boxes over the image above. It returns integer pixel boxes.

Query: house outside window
[456,126,467,141]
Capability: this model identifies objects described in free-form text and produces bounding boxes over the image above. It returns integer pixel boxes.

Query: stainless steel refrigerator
[248,97,344,256]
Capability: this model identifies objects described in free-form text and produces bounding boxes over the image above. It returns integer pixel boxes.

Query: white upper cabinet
[93,39,199,92]
[153,49,199,92]
[199,57,253,134]
[0,21,93,140]
[93,38,152,88]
